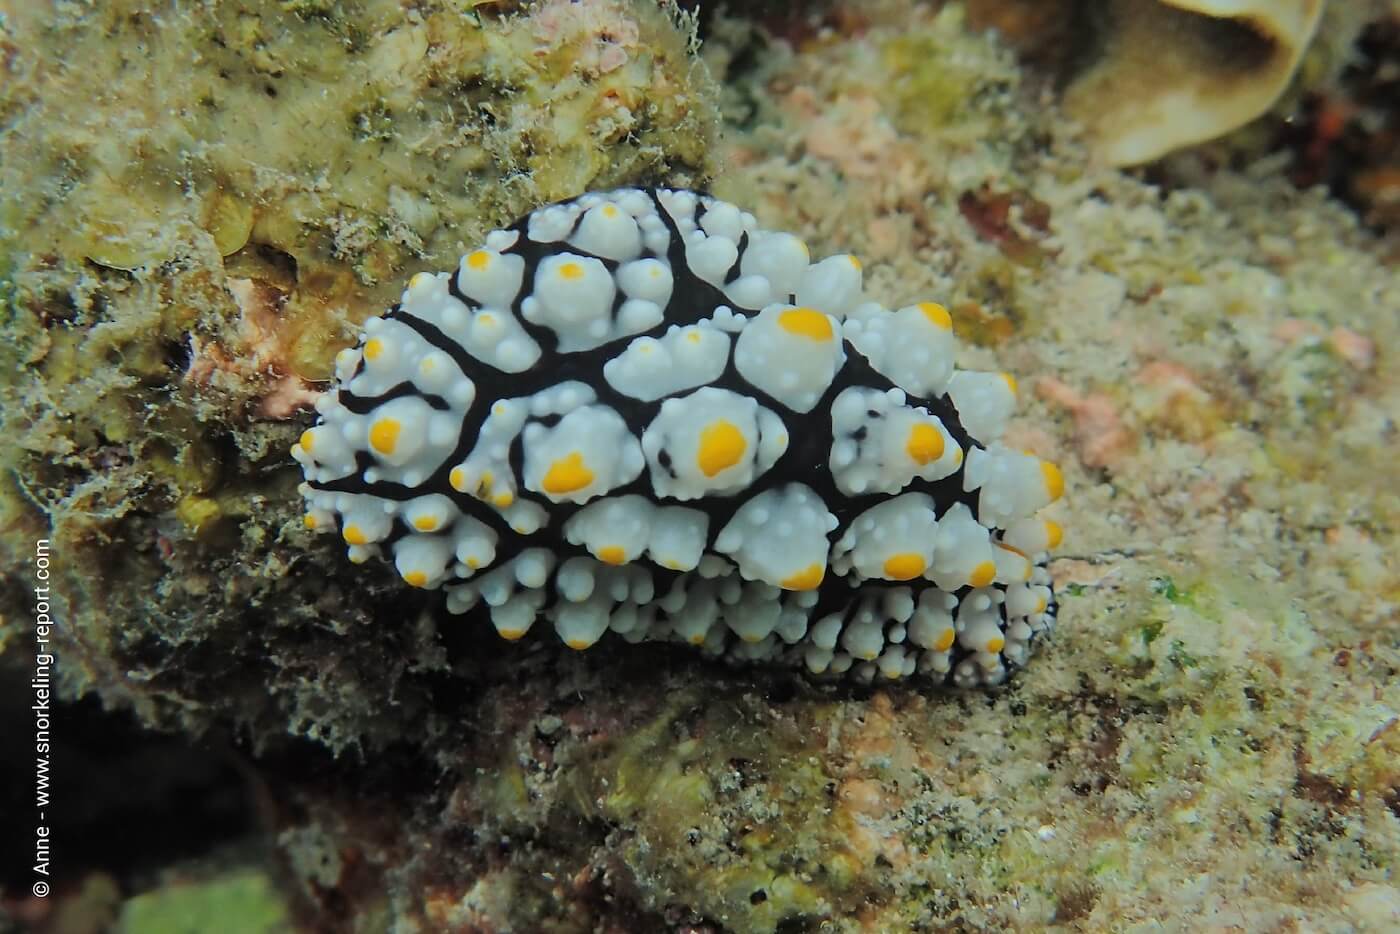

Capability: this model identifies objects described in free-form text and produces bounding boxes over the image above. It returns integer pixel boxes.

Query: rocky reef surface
[0,0,719,752]
[1,1,1396,931]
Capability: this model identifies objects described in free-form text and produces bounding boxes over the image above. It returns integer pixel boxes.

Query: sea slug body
[294,188,1063,687]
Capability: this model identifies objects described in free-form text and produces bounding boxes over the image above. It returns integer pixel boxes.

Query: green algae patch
[878,5,1019,142]
[883,32,982,130]
[1089,562,1319,708]
[117,869,291,934]
[563,688,846,932]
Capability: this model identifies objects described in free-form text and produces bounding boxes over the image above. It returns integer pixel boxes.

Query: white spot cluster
[733,305,846,413]
[947,370,1018,444]
[603,323,729,402]
[294,188,1066,687]
[563,495,709,571]
[440,248,543,373]
[521,404,645,504]
[713,483,839,592]
[829,386,962,495]
[642,387,788,500]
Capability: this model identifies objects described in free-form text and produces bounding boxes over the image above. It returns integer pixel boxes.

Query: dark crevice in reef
[682,0,842,46]
[1277,16,1400,235]
[0,663,257,889]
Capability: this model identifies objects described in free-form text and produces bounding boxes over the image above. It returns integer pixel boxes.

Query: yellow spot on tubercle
[1036,596,1048,614]
[369,418,400,455]
[565,638,592,650]
[300,430,315,452]
[697,420,747,477]
[602,204,619,217]
[883,553,926,581]
[364,338,384,361]
[542,451,594,495]
[1041,460,1065,501]
[986,636,1006,653]
[343,525,367,546]
[413,516,439,532]
[688,633,706,645]
[493,403,507,416]
[404,570,429,587]
[420,357,435,374]
[1001,372,1018,396]
[905,423,944,465]
[467,557,480,569]
[477,313,495,326]
[558,261,584,280]
[450,467,467,491]
[467,250,491,270]
[918,302,952,330]
[303,514,318,529]
[597,545,627,565]
[1045,519,1064,549]
[686,330,702,343]
[848,255,862,270]
[499,628,526,641]
[781,563,825,590]
[969,561,996,588]
[493,491,515,508]
[934,628,956,651]
[778,308,833,341]
[411,272,431,288]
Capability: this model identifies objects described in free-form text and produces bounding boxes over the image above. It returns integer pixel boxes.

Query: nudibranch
[293,188,1063,686]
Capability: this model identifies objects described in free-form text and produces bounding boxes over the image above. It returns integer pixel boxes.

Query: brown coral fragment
[957,183,1053,266]
[950,300,1017,346]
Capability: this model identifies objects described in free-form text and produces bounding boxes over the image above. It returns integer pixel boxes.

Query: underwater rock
[0,0,720,748]
[1062,0,1326,165]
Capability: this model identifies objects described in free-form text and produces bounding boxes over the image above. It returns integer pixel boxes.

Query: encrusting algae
[0,0,719,743]
[2,1,1399,931]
